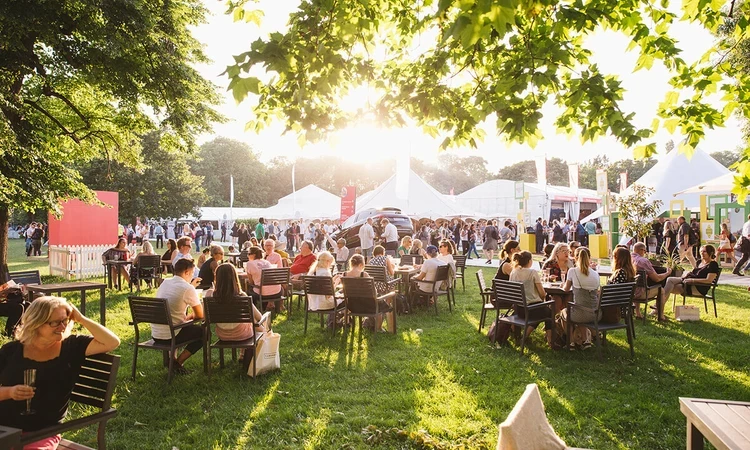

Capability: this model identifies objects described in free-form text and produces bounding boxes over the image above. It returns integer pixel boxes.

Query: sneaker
[581,342,593,350]
[172,360,192,375]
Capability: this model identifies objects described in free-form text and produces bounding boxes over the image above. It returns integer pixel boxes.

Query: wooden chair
[18,353,120,450]
[385,249,397,258]
[203,296,271,378]
[565,283,636,359]
[400,254,424,265]
[127,296,203,384]
[409,265,452,314]
[7,269,41,286]
[129,254,162,292]
[476,269,495,332]
[340,276,396,338]
[255,267,290,316]
[677,271,720,317]
[454,255,467,291]
[495,280,555,355]
[365,264,400,293]
[634,269,662,326]
[302,276,347,336]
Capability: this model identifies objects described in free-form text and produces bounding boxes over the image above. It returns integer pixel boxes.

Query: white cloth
[359,223,375,249]
[509,268,543,304]
[382,223,399,243]
[743,220,750,238]
[497,384,567,450]
[307,267,341,311]
[151,277,200,340]
[437,253,456,273]
[417,258,447,292]
[566,267,600,290]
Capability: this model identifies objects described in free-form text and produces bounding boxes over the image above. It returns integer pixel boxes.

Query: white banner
[535,157,547,187]
[596,169,608,194]
[568,164,579,190]
[229,175,234,208]
[619,172,628,193]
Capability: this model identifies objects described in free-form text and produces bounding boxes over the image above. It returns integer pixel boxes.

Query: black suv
[332,207,414,249]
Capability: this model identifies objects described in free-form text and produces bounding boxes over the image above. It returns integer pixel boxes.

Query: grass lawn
[3,238,750,449]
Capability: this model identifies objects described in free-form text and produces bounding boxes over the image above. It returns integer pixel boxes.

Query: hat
[426,245,438,255]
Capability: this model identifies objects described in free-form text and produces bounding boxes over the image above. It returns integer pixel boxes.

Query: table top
[395,266,420,274]
[680,397,750,450]
[227,252,241,257]
[105,259,131,265]
[26,281,107,291]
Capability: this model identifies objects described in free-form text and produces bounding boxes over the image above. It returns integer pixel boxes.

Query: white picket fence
[50,245,111,280]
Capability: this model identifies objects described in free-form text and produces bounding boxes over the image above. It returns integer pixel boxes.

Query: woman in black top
[606,247,637,323]
[161,238,177,274]
[663,221,677,256]
[197,244,224,289]
[660,244,720,321]
[494,240,520,281]
[0,297,119,442]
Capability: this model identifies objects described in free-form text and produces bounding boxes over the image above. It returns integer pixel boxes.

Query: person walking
[733,214,750,276]
[676,216,697,268]
[359,217,375,258]
[154,223,164,249]
[220,222,227,242]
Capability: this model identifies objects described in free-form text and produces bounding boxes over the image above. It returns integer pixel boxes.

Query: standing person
[193,224,203,252]
[652,218,664,254]
[467,224,480,259]
[534,218,544,254]
[676,216,697,268]
[231,222,239,246]
[663,220,677,257]
[220,222,227,242]
[31,223,44,256]
[380,218,399,253]
[237,224,250,249]
[154,223,164,249]
[24,222,35,257]
[205,222,213,246]
[359,217,375,258]
[552,220,564,243]
[733,214,750,276]
[152,259,204,373]
[499,220,512,245]
[482,219,498,264]
[585,219,596,238]
[255,218,266,242]
[460,225,469,256]
[285,224,296,257]
[561,220,570,243]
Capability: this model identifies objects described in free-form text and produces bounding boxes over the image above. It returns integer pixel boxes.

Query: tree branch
[23,100,81,144]
[42,87,90,127]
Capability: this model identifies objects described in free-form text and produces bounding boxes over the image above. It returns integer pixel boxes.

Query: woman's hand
[9,384,35,401]
[69,304,84,323]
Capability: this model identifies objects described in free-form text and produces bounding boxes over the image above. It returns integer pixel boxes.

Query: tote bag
[249,332,281,377]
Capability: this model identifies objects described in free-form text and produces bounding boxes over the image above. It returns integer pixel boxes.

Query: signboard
[600,216,610,232]
[339,185,356,222]
[514,181,525,199]
[596,169,608,195]
[48,191,119,246]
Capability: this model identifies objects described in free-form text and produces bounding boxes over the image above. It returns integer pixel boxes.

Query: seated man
[413,245,448,294]
[631,242,670,318]
[290,240,317,280]
[326,233,350,270]
[152,259,204,374]
[172,236,199,278]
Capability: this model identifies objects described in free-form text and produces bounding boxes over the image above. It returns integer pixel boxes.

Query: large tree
[0,0,222,279]
[80,132,207,224]
[225,0,750,194]
[495,157,568,185]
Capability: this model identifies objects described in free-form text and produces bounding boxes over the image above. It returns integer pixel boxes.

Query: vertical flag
[619,172,628,193]
[229,175,234,208]
[568,163,579,190]
[535,156,547,186]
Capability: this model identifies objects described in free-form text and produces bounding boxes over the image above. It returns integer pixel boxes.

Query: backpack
[688,226,699,246]
[488,318,511,345]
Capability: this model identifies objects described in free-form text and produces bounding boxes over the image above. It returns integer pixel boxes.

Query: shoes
[172,360,192,375]
[732,270,744,276]
[581,342,593,350]
[485,260,492,264]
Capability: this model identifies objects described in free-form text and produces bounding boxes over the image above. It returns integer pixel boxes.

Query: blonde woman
[0,297,120,445]
[562,247,601,348]
[410,239,428,259]
[307,251,342,311]
[397,236,413,257]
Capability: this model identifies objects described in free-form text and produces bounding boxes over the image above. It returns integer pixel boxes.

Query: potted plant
[646,252,662,267]
[613,185,664,245]
[660,251,685,277]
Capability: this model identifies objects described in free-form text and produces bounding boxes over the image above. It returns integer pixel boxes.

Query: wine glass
[20,368,36,415]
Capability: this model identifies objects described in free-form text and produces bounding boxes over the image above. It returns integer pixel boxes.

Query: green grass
[3,239,750,449]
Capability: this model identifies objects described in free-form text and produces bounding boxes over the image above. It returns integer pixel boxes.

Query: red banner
[48,191,119,246]
[340,185,356,222]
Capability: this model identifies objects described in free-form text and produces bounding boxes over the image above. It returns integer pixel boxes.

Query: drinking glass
[21,368,36,415]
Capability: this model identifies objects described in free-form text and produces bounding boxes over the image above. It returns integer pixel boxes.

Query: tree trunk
[0,205,9,283]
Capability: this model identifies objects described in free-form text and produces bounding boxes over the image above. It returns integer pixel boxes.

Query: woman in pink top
[245,246,283,311]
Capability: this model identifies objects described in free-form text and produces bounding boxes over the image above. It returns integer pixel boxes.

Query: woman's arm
[386,257,395,276]
[535,280,547,299]
[69,305,121,356]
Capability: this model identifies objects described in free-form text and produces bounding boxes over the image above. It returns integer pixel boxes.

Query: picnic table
[680,397,750,450]
[25,281,108,326]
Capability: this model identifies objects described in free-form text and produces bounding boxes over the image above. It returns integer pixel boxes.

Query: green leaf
[230,77,262,104]
[663,117,680,134]
[633,143,657,159]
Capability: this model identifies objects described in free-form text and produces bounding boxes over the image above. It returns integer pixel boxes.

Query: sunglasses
[47,318,70,328]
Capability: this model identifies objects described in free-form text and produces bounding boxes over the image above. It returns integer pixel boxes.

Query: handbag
[249,332,281,377]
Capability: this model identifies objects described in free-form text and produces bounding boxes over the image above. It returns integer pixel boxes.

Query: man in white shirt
[25,222,36,257]
[325,232,350,268]
[359,217,375,258]
[152,258,204,374]
[733,214,750,275]
[381,218,399,252]
[413,245,447,293]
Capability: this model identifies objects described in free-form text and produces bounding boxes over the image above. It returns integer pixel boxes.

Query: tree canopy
[225,0,750,195]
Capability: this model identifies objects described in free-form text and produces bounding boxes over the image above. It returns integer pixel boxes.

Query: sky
[190,1,745,173]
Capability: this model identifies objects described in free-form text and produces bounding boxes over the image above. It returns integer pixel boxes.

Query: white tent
[623,147,730,212]
[673,172,740,196]
[182,207,266,222]
[356,170,476,218]
[455,180,601,222]
[261,184,341,221]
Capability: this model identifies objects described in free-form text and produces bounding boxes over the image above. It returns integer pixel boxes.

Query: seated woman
[129,241,158,288]
[197,244,224,290]
[397,236,412,257]
[661,244,720,321]
[103,238,131,288]
[369,245,396,295]
[495,240,520,282]
[196,247,210,269]
[161,239,177,275]
[508,251,553,347]
[543,243,555,260]
[542,243,573,282]
[410,239,427,259]
[605,246,636,323]
[205,264,267,348]
[0,297,120,448]
[343,255,392,332]
[562,247,601,348]
[245,246,283,312]
[306,251,343,311]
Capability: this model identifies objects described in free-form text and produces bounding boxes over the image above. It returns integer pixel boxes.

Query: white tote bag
[249,332,280,377]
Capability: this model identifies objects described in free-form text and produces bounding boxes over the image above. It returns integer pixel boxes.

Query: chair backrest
[103,249,127,263]
[8,269,41,286]
[137,254,161,269]
[260,267,291,288]
[635,270,648,289]
[454,255,467,269]
[341,276,377,300]
[239,250,249,263]
[434,264,450,282]
[385,249,397,258]
[400,254,414,266]
[476,269,488,292]
[71,353,121,410]
[204,296,255,325]
[411,255,424,265]
[365,265,389,284]
[303,275,336,297]
[494,280,528,307]
[128,296,173,327]
[599,282,635,308]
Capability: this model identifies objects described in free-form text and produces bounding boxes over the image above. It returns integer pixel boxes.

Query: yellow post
[519,233,535,253]
[589,235,608,258]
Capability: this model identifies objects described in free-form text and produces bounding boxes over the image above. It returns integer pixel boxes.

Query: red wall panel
[48,191,119,246]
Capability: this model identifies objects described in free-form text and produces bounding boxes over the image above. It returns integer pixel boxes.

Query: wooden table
[227,252,241,267]
[394,266,419,296]
[26,282,108,326]
[680,397,750,450]
[104,260,130,290]
[544,283,573,313]
[0,425,21,450]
